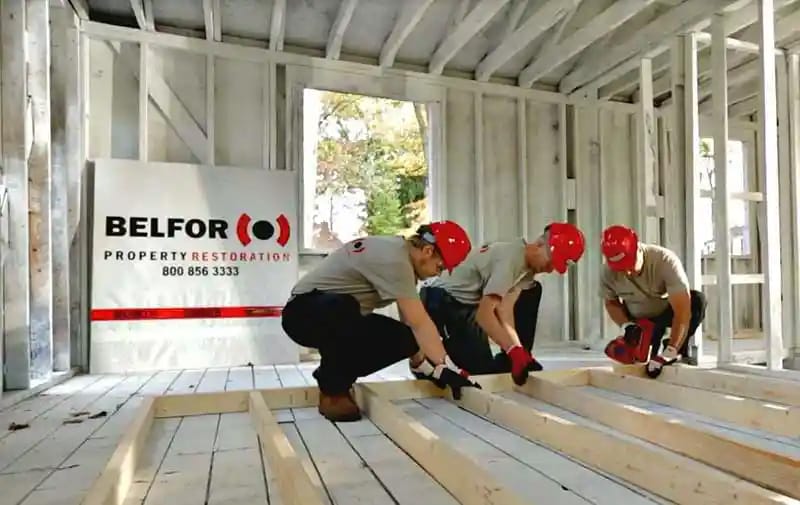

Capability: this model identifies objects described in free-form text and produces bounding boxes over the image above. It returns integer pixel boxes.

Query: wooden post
[638,58,659,244]
[1,0,31,389]
[712,14,734,365]
[50,4,75,371]
[27,0,54,380]
[673,33,704,364]
[788,53,800,360]
[139,43,149,161]
[756,0,784,369]
[517,97,528,236]
[474,92,484,244]
[777,51,795,365]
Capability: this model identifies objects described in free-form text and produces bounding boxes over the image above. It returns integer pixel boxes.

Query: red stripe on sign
[90,305,283,321]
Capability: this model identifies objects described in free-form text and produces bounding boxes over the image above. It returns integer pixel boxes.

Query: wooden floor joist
[71,365,800,505]
[591,368,800,438]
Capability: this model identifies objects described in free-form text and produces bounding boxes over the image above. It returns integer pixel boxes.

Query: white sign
[90,159,299,373]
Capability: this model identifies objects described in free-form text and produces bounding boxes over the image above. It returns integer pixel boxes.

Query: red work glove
[506,345,543,386]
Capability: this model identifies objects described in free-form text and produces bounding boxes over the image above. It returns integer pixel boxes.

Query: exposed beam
[646,0,800,101]
[202,0,220,42]
[502,0,529,39]
[326,0,359,60]
[129,0,153,31]
[564,0,749,96]
[519,0,656,88]
[67,0,88,19]
[698,79,759,114]
[1,0,32,390]
[695,31,784,55]
[637,58,659,243]
[728,95,759,117]
[429,0,510,75]
[476,0,577,82]
[107,42,209,163]
[756,0,784,370]
[269,0,286,51]
[712,13,734,365]
[379,0,434,68]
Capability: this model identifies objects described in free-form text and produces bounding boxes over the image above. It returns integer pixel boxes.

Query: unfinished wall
[83,31,644,352]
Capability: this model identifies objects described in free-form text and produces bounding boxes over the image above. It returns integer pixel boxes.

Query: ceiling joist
[270,0,286,51]
[562,0,748,96]
[326,0,359,60]
[476,0,578,82]
[202,0,221,42]
[429,0,510,75]
[379,0,434,68]
[519,0,656,88]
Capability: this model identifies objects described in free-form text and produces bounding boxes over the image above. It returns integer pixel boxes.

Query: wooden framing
[80,365,800,505]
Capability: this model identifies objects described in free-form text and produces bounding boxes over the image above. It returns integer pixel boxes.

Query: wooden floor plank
[274,365,308,387]
[121,418,181,505]
[0,375,126,473]
[225,367,254,391]
[142,414,219,505]
[292,408,395,505]
[195,369,229,394]
[415,397,663,505]
[165,370,205,395]
[335,413,460,505]
[253,366,280,389]
[278,423,331,505]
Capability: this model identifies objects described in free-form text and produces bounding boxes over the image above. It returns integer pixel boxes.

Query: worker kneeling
[419,223,586,386]
[600,225,707,378]
[281,221,481,423]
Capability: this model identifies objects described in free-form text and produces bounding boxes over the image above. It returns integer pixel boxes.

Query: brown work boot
[318,390,361,422]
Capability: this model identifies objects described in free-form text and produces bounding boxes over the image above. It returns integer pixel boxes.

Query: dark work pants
[419,282,542,375]
[281,290,418,395]
[627,289,708,359]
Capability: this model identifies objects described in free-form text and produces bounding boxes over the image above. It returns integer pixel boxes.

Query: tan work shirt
[430,238,534,305]
[291,236,419,314]
[599,243,690,318]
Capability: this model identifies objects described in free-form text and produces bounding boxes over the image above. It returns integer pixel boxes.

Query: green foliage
[314,90,429,237]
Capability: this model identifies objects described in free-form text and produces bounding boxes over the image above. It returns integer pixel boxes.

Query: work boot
[318,390,361,422]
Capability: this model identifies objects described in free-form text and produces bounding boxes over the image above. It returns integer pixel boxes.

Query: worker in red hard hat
[599,224,707,378]
[281,220,481,422]
[419,222,586,386]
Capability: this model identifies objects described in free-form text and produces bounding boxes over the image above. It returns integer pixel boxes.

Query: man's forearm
[667,311,691,350]
[476,302,520,351]
[605,300,630,326]
[409,319,447,365]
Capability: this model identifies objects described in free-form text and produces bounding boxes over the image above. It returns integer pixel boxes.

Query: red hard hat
[427,220,472,273]
[547,222,586,274]
[601,224,638,272]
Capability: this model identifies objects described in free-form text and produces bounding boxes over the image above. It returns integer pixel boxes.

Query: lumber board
[354,383,530,505]
[521,376,800,498]
[248,392,326,505]
[453,386,793,504]
[153,385,319,417]
[590,369,800,438]
[80,396,155,505]
[617,364,800,406]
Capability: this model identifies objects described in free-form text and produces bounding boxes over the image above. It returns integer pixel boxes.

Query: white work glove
[646,345,679,378]
[410,355,481,400]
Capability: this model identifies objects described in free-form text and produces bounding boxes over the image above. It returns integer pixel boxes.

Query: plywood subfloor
[1,360,797,505]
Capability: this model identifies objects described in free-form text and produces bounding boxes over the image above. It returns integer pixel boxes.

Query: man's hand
[506,345,543,385]
[411,356,481,400]
[646,345,679,378]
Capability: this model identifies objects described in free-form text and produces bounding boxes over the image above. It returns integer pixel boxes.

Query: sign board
[90,159,299,373]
